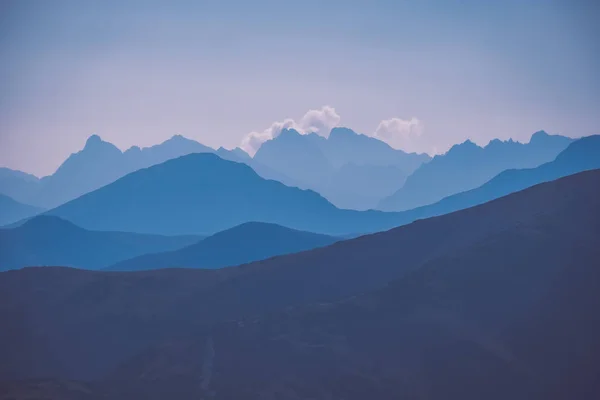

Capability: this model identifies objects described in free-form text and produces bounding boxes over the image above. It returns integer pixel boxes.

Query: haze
[0,0,598,176]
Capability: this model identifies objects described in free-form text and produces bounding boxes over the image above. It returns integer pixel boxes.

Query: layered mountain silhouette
[44,153,409,236]
[189,171,600,400]
[2,170,598,398]
[395,134,600,221]
[0,216,202,271]
[0,168,40,205]
[254,128,430,209]
[107,222,338,271]
[0,135,251,209]
[0,194,44,226]
[378,130,573,211]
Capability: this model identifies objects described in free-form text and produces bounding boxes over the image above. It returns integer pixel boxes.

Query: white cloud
[241,106,340,155]
[373,117,431,154]
[299,106,341,137]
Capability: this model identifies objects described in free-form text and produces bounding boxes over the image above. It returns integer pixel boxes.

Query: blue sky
[1,0,598,176]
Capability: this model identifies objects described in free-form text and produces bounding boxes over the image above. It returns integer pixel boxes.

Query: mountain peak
[328,127,358,139]
[21,215,80,231]
[82,134,122,155]
[165,134,194,144]
[449,139,479,152]
[84,134,104,149]
[278,128,302,138]
[530,130,550,142]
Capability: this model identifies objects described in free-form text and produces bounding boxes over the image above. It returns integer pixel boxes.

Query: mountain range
[0,194,44,226]
[5,133,596,273]
[254,127,431,209]
[392,134,600,221]
[378,130,574,211]
[0,129,577,213]
[42,153,411,236]
[0,216,202,271]
[0,135,249,209]
[106,222,339,271]
[1,170,598,399]
[36,134,598,239]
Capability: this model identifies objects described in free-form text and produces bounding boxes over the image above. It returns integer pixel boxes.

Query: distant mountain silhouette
[0,171,600,392]
[34,135,127,208]
[324,127,429,171]
[215,146,252,163]
[0,167,40,205]
[324,163,408,210]
[44,153,410,236]
[378,130,574,211]
[402,135,600,219]
[0,216,202,271]
[254,128,429,209]
[106,222,338,271]
[2,170,598,396]
[34,134,219,208]
[0,135,255,209]
[254,129,333,188]
[0,194,44,226]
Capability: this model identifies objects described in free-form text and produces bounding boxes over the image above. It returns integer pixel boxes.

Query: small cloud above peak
[240,106,340,156]
[372,117,427,154]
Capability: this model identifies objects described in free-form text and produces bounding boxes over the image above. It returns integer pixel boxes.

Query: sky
[1,0,598,176]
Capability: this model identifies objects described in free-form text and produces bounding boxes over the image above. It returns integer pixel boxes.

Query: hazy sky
[1,0,598,176]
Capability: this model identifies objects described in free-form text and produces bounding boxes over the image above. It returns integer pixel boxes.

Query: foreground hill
[44,153,409,236]
[0,216,202,271]
[107,222,339,271]
[0,194,44,226]
[193,172,599,399]
[379,130,573,211]
[1,170,598,398]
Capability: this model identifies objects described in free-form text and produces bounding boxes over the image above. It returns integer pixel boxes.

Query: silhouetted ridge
[0,194,44,226]
[0,215,202,271]
[19,215,79,231]
[379,131,574,211]
[403,135,600,220]
[254,126,430,209]
[83,134,104,149]
[45,152,412,236]
[1,170,598,399]
[107,221,339,271]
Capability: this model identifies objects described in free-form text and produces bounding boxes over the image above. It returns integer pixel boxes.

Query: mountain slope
[190,171,600,399]
[33,135,217,208]
[254,129,333,189]
[0,194,44,226]
[1,170,597,387]
[0,216,202,271]
[324,126,429,172]
[325,163,407,210]
[398,134,600,221]
[379,131,573,211]
[44,153,409,236]
[253,128,429,209]
[0,168,40,206]
[1,135,253,209]
[107,222,338,271]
